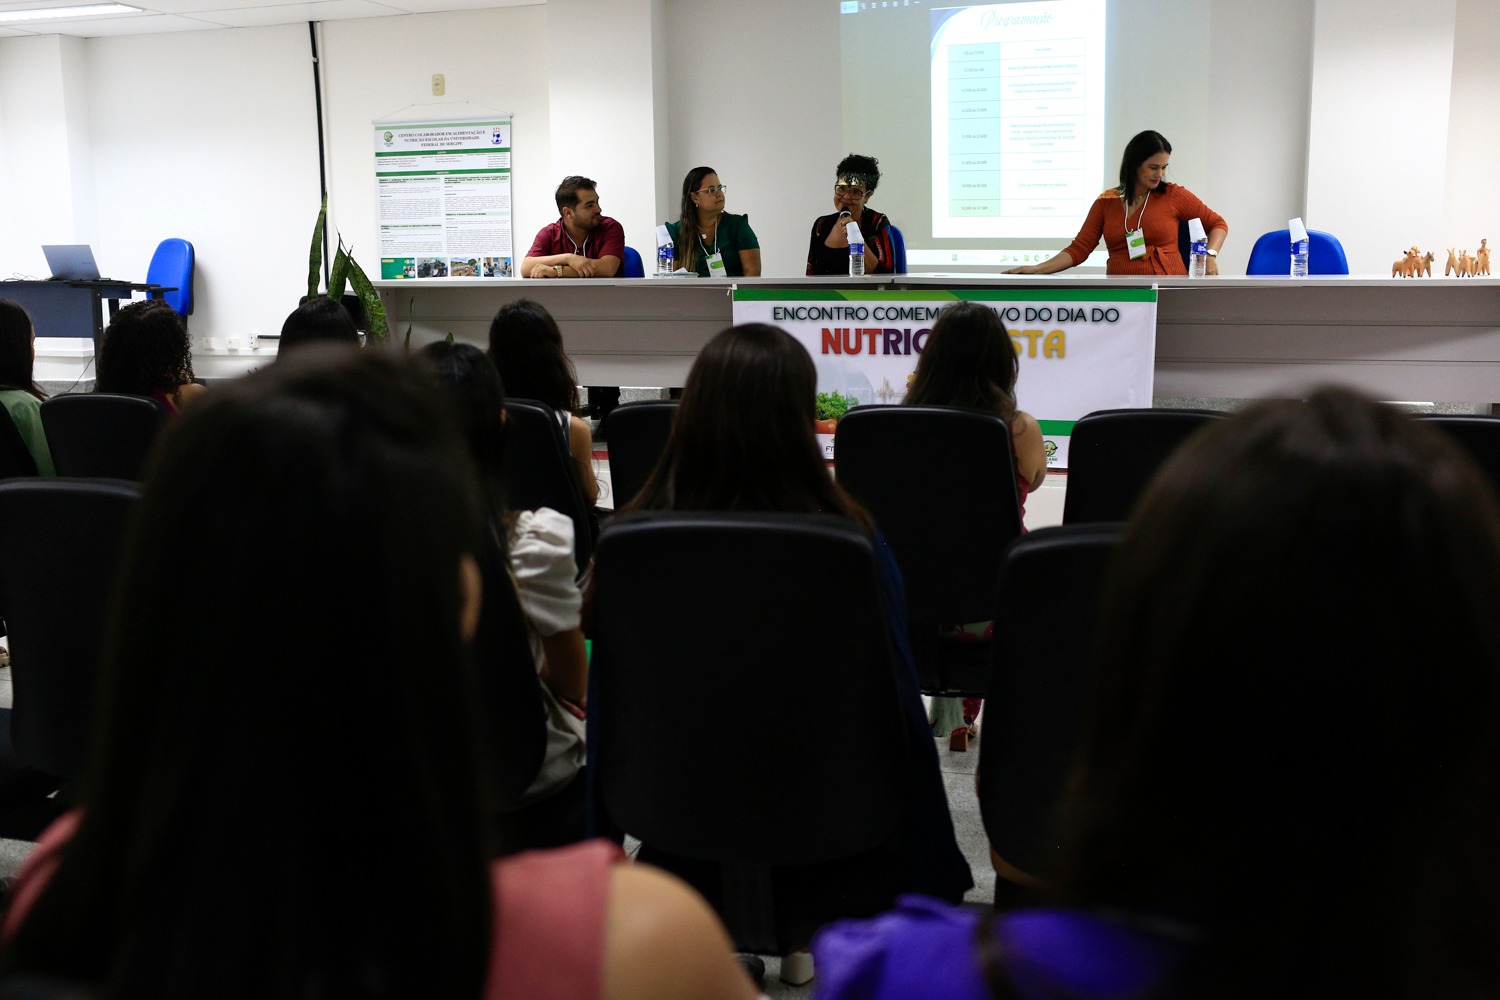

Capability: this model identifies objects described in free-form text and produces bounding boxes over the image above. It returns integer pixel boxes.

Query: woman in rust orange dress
[1006,130,1227,276]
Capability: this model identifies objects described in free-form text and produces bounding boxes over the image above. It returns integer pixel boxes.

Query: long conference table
[375,275,1500,405]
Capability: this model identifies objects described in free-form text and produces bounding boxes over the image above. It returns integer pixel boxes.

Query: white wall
[665,0,843,277]
[83,24,321,346]
[1307,0,1457,274]
[320,6,554,284]
[1442,0,1500,258]
[1,0,1497,352]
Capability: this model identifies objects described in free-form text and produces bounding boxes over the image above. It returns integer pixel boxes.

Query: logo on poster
[382,131,394,147]
[491,128,504,145]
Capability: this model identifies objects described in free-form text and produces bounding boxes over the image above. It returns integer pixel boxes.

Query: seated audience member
[419,341,589,851]
[813,388,1500,999]
[277,295,360,358]
[0,348,756,1000]
[486,299,599,506]
[903,301,1048,752]
[665,166,761,277]
[620,324,974,902]
[94,299,203,412]
[806,153,894,276]
[0,299,55,475]
[521,176,624,279]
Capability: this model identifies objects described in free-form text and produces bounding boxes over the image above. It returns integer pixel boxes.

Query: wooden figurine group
[1393,240,1489,277]
[1443,240,1490,277]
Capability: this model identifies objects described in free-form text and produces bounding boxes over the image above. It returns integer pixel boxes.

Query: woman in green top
[0,299,55,476]
[665,166,761,277]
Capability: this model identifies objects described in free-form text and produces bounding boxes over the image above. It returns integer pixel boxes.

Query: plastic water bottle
[849,240,865,276]
[1188,239,1208,278]
[1186,217,1207,278]
[1290,238,1309,278]
[657,241,674,275]
[1288,217,1309,278]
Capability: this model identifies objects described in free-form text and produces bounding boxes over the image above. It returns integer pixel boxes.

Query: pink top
[3,814,625,1000]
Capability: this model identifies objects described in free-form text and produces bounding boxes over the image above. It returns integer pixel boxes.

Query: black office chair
[1417,415,1500,501]
[591,512,909,954]
[1062,408,1224,524]
[835,405,1025,696]
[500,399,595,575]
[0,479,140,837]
[0,414,39,479]
[977,524,1120,888]
[602,401,676,510]
[40,393,168,480]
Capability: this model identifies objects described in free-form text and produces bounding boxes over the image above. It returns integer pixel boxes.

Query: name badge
[705,251,727,277]
[1126,228,1147,260]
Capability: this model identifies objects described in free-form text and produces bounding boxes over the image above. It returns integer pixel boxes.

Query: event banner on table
[731,287,1157,469]
[374,117,514,280]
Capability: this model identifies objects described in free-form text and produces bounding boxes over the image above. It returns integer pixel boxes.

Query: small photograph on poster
[449,258,480,277]
[381,257,416,280]
[482,256,511,277]
[417,258,448,278]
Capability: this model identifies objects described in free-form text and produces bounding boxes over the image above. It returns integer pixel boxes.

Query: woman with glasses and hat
[806,153,895,276]
[665,166,761,277]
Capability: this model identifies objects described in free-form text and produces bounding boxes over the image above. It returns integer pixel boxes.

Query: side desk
[2,280,175,351]
[376,275,1500,404]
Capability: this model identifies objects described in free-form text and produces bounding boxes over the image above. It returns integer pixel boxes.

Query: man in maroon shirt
[522,176,625,278]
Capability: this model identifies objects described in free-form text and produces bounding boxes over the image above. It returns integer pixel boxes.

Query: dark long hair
[0,299,44,400]
[1118,129,1172,202]
[486,299,580,414]
[94,299,194,397]
[677,165,716,276]
[1,348,494,999]
[418,341,508,520]
[904,301,1018,425]
[278,295,359,358]
[1049,388,1500,999]
[628,323,870,527]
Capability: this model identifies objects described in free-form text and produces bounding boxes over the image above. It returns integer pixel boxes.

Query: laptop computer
[41,244,106,281]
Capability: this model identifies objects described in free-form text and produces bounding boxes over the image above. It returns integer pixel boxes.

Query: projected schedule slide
[931,0,1103,239]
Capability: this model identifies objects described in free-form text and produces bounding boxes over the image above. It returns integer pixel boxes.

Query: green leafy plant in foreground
[307,195,390,344]
[816,390,860,422]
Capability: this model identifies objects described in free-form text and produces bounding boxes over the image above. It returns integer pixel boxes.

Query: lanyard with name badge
[1125,189,1150,260]
[700,228,726,277]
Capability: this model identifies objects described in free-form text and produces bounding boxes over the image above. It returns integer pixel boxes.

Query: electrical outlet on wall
[432,73,445,96]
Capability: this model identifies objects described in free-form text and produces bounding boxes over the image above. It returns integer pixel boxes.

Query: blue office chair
[621,246,645,278]
[1245,229,1349,275]
[887,225,908,274]
[146,238,194,316]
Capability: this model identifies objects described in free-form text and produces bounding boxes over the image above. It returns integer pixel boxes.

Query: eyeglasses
[835,184,868,197]
[695,184,727,196]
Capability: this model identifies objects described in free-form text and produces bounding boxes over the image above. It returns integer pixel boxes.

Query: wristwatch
[554,264,564,276]
[1205,248,1218,257]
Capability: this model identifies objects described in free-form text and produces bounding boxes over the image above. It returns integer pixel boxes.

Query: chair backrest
[888,224,908,274]
[499,399,594,574]
[835,405,1023,624]
[1062,408,1223,524]
[592,511,905,866]
[0,411,39,479]
[621,246,645,278]
[1245,228,1350,275]
[1417,414,1500,500]
[0,479,140,779]
[145,238,194,317]
[603,401,676,510]
[977,523,1120,882]
[39,393,168,481]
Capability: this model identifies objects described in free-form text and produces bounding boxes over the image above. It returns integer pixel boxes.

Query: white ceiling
[0,0,538,37]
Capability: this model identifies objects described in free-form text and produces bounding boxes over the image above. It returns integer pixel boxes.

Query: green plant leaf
[345,258,389,345]
[815,390,858,421]
[328,238,352,301]
[444,331,454,344]
[403,297,415,351]
[307,194,327,300]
